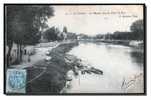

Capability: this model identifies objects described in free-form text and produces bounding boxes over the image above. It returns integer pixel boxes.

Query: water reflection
[130,51,144,67]
[66,42,144,93]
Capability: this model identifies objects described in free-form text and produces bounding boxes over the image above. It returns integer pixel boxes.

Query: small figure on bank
[24,49,27,55]
[27,52,31,62]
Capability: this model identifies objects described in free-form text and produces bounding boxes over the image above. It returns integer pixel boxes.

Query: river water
[65,42,144,93]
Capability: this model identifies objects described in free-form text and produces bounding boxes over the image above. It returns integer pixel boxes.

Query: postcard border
[4,3,147,96]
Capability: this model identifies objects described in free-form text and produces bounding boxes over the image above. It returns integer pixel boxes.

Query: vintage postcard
[4,4,146,95]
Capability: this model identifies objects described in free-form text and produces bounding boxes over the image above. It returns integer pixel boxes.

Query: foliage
[43,27,60,41]
[6,5,54,65]
[93,19,144,40]
[63,26,68,33]
[6,5,54,45]
[130,20,144,33]
[66,32,77,40]
[130,19,144,40]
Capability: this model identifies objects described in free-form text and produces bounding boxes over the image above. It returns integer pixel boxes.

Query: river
[65,42,144,93]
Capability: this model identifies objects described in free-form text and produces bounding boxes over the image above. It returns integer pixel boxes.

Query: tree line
[94,19,144,40]
[6,5,54,65]
[42,26,77,42]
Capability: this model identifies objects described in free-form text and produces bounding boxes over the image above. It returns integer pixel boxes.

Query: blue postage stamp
[6,69,27,93]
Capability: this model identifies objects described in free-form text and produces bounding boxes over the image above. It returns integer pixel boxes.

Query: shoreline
[26,41,79,94]
[79,39,144,49]
[6,40,143,94]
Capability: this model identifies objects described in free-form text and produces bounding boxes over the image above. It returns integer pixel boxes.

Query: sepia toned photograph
[4,4,146,95]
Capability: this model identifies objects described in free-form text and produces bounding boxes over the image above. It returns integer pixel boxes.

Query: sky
[47,5,143,36]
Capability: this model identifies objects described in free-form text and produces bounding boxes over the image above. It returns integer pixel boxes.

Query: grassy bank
[25,41,79,94]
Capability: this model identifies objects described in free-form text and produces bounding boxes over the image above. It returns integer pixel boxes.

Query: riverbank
[8,42,59,69]
[79,39,144,49]
[7,40,143,94]
[25,41,79,94]
[61,41,144,93]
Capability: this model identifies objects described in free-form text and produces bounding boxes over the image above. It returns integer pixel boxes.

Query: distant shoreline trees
[43,26,61,41]
[43,26,77,42]
[130,19,144,40]
[93,19,144,40]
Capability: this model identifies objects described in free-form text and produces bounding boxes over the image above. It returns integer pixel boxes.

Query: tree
[130,19,144,33]
[95,34,103,39]
[6,5,54,65]
[63,26,67,33]
[130,19,144,40]
[66,32,77,40]
[43,27,60,41]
